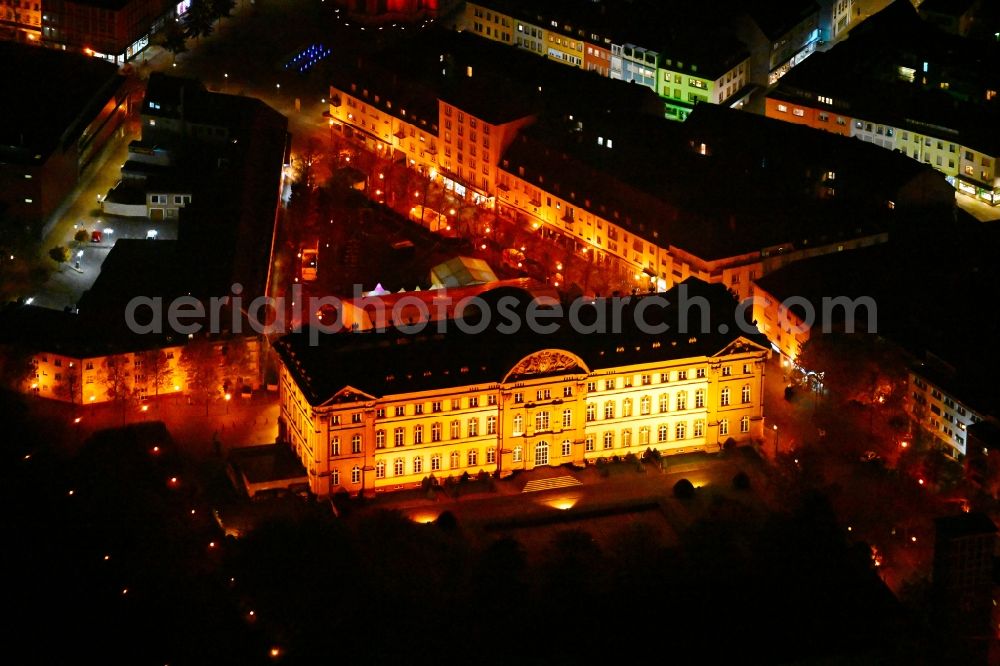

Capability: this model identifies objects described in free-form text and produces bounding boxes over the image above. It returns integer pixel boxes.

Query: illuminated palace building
[276,280,770,497]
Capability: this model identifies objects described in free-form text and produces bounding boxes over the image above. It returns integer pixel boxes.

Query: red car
[90,230,103,243]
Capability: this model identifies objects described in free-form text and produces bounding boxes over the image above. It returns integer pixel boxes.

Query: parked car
[860,450,881,463]
[300,242,319,281]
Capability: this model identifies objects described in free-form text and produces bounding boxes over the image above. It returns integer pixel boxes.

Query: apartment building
[766,0,1000,205]
[0,304,261,404]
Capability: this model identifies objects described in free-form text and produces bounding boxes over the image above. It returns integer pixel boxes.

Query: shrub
[732,471,751,491]
[673,478,696,499]
[74,229,89,243]
[435,510,458,531]
[623,452,638,464]
[642,447,662,463]
[723,437,737,451]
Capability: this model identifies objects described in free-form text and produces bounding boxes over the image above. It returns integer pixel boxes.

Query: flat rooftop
[0,42,123,165]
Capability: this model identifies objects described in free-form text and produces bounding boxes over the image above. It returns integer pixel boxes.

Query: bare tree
[0,345,36,392]
[101,354,136,424]
[181,337,222,415]
[145,348,172,398]
[55,364,80,404]
[220,336,253,395]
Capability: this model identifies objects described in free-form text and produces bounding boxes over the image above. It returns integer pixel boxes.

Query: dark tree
[48,245,70,267]
[210,0,236,21]
[160,23,188,63]
[182,0,215,41]
[673,478,696,499]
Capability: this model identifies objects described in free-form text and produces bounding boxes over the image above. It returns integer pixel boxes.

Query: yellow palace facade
[276,280,770,496]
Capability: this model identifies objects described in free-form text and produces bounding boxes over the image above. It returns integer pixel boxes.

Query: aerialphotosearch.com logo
[124,282,878,345]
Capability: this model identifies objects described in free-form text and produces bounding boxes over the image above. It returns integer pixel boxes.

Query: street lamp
[773,424,779,458]
[225,392,232,414]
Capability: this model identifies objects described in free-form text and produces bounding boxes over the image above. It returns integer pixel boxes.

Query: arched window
[351,434,362,454]
[431,422,442,442]
[659,394,669,413]
[513,414,524,435]
[586,403,596,422]
[450,450,461,468]
[375,430,385,449]
[604,401,615,419]
[695,389,705,408]
[720,388,730,407]
[486,447,496,464]
[603,431,614,449]
[413,424,423,445]
[694,420,704,437]
[351,466,361,484]
[622,398,633,417]
[676,422,686,440]
[468,449,478,466]
[393,457,404,476]
[561,439,572,456]
[450,420,461,439]
[741,416,750,433]
[512,445,523,463]
[742,384,751,404]
[640,396,651,415]
[413,456,423,474]
[562,409,572,428]
[622,429,632,447]
[375,460,386,479]
[658,425,669,442]
[676,391,687,411]
[330,436,340,457]
[639,426,650,445]
[535,441,549,466]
